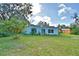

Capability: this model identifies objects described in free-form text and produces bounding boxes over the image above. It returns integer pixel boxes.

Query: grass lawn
[0,34,79,56]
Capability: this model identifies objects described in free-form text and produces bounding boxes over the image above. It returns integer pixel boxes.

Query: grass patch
[0,34,79,55]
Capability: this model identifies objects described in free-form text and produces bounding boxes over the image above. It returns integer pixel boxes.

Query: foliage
[0,3,32,21]
[58,24,70,33]
[73,13,79,25]
[0,17,27,36]
[0,3,33,37]
[70,23,79,35]
[70,13,79,35]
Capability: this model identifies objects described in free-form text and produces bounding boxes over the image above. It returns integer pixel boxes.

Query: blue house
[23,24,59,35]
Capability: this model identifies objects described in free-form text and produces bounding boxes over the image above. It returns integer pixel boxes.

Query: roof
[62,28,70,30]
[28,24,58,28]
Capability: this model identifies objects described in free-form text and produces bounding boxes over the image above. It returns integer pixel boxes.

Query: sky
[28,3,79,27]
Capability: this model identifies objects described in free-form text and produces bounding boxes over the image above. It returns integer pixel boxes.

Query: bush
[70,23,79,35]
[0,17,27,37]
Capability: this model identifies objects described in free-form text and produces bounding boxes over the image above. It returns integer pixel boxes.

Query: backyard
[0,34,79,56]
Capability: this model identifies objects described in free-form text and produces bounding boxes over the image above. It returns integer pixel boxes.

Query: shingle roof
[28,24,58,28]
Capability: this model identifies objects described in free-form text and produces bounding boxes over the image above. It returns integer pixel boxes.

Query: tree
[58,24,70,33]
[0,3,33,37]
[58,24,62,33]
[0,3,32,23]
[73,13,79,25]
[70,13,79,35]
[0,17,27,36]
[70,23,79,34]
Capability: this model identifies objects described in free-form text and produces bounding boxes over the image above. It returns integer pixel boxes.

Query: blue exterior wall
[45,27,58,35]
[23,25,59,35]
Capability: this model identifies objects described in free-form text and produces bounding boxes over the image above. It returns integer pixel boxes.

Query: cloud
[58,4,66,8]
[49,23,58,27]
[31,3,42,15]
[43,16,51,23]
[28,3,43,24]
[32,16,43,25]
[58,4,77,21]
[30,3,58,27]
[61,16,67,20]
[58,8,66,16]
[58,4,76,16]
[31,16,52,25]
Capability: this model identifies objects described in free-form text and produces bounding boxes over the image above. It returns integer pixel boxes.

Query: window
[48,29,54,33]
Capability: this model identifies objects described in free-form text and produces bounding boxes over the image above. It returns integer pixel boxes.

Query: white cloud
[61,16,67,20]
[49,23,58,27]
[58,4,77,21]
[43,16,51,23]
[31,16,52,25]
[28,3,43,24]
[58,8,66,16]
[32,16,43,25]
[58,4,66,8]
[30,3,58,26]
[32,3,42,15]
[58,4,76,16]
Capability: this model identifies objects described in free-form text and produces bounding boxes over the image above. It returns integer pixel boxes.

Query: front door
[41,29,45,34]
[31,28,36,34]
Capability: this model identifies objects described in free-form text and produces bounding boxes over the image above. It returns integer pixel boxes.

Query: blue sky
[30,3,79,26]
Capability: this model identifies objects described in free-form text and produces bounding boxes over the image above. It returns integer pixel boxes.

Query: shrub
[70,23,79,35]
[0,17,27,37]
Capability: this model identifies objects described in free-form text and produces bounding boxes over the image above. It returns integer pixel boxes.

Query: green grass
[0,34,79,56]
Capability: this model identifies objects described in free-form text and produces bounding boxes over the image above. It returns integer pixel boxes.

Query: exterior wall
[62,29,71,34]
[22,26,31,34]
[45,27,58,35]
[23,25,58,35]
[22,26,41,34]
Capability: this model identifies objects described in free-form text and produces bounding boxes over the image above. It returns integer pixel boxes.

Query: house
[61,29,71,34]
[22,24,59,35]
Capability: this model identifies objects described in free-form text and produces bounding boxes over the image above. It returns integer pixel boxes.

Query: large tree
[73,13,79,25]
[0,3,32,23]
[70,13,79,34]
[0,3,33,36]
